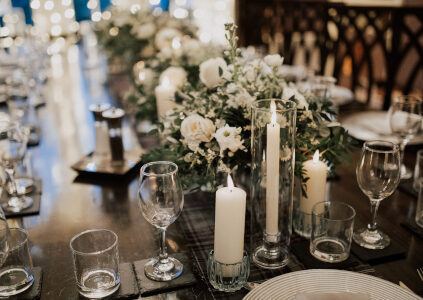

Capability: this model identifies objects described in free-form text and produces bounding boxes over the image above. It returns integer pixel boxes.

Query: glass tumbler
[0,228,34,297]
[413,149,423,192]
[70,229,120,299]
[310,201,356,263]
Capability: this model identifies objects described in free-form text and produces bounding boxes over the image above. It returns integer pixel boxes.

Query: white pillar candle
[300,150,328,214]
[266,101,280,235]
[154,77,177,121]
[214,174,246,265]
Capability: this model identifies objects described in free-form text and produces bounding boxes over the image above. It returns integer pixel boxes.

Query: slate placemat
[6,266,43,300]
[401,218,423,239]
[351,239,406,264]
[291,240,360,269]
[68,262,139,299]
[133,253,197,297]
[2,179,42,218]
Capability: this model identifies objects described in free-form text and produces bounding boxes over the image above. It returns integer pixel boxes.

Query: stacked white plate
[243,269,421,300]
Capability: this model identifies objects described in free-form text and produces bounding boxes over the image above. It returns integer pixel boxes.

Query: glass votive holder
[310,201,355,263]
[0,228,34,297]
[416,182,423,228]
[293,210,313,238]
[207,250,249,292]
[413,149,423,192]
[70,229,120,299]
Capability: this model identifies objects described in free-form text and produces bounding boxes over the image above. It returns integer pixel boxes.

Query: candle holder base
[207,250,249,292]
[252,232,289,269]
[293,209,312,239]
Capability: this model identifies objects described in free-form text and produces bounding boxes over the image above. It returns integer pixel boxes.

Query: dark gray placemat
[133,253,197,296]
[351,239,406,264]
[2,179,42,218]
[401,218,423,239]
[6,266,43,300]
[291,240,360,269]
[69,262,138,299]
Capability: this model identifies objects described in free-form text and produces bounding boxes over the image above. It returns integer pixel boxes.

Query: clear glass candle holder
[207,250,249,292]
[310,201,355,263]
[250,99,297,269]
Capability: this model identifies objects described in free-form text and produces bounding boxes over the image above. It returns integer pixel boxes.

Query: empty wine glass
[138,161,184,281]
[354,141,401,249]
[0,122,33,212]
[389,95,423,179]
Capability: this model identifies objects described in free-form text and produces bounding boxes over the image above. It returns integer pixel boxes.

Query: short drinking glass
[138,161,184,281]
[0,228,34,297]
[354,141,401,249]
[310,201,355,263]
[70,229,120,299]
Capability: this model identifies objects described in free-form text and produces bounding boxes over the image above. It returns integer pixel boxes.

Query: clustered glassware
[389,95,423,179]
[70,229,120,299]
[310,201,355,263]
[354,141,401,249]
[0,122,33,212]
[138,161,184,281]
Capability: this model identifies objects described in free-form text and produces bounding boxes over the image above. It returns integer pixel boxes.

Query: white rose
[199,57,230,89]
[160,67,187,88]
[214,125,244,154]
[155,28,182,50]
[282,87,309,110]
[140,44,155,58]
[133,23,156,39]
[180,114,215,152]
[264,54,284,67]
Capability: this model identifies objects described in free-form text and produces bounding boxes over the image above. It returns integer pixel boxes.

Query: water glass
[416,182,423,228]
[0,228,34,297]
[310,201,356,263]
[311,76,336,101]
[70,229,120,299]
[413,149,423,192]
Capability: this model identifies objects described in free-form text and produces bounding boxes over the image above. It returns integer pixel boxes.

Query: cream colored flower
[199,57,230,88]
[155,28,182,50]
[160,67,187,88]
[214,125,244,153]
[180,114,215,151]
[133,23,156,39]
[282,87,308,110]
[140,44,155,58]
[264,54,284,67]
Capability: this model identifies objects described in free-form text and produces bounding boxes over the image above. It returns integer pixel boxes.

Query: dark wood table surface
[9,49,423,299]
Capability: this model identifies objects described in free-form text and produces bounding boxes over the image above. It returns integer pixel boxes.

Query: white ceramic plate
[342,111,423,145]
[332,86,354,106]
[243,269,421,300]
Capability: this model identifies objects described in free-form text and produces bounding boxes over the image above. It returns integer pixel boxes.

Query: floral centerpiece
[144,23,356,191]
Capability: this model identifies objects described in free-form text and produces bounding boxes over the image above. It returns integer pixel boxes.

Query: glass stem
[368,199,381,232]
[5,168,18,197]
[159,229,168,263]
[399,139,407,166]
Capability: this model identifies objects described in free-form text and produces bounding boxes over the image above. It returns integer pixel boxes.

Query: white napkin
[294,292,371,300]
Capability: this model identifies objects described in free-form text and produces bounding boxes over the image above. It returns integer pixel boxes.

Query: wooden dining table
[8,47,423,299]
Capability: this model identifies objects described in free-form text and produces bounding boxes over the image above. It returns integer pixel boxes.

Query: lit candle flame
[313,150,320,163]
[270,100,277,124]
[162,76,170,87]
[227,173,234,188]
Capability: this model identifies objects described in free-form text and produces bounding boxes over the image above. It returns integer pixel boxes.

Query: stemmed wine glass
[389,95,423,179]
[354,141,401,249]
[0,122,33,212]
[138,161,184,281]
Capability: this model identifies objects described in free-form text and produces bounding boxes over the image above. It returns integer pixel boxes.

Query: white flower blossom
[132,23,156,39]
[214,125,244,154]
[199,57,230,88]
[180,114,215,152]
[264,54,284,67]
[155,27,182,50]
[160,67,187,88]
[282,87,309,110]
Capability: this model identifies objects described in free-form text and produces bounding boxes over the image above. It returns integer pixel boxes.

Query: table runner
[178,193,379,299]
